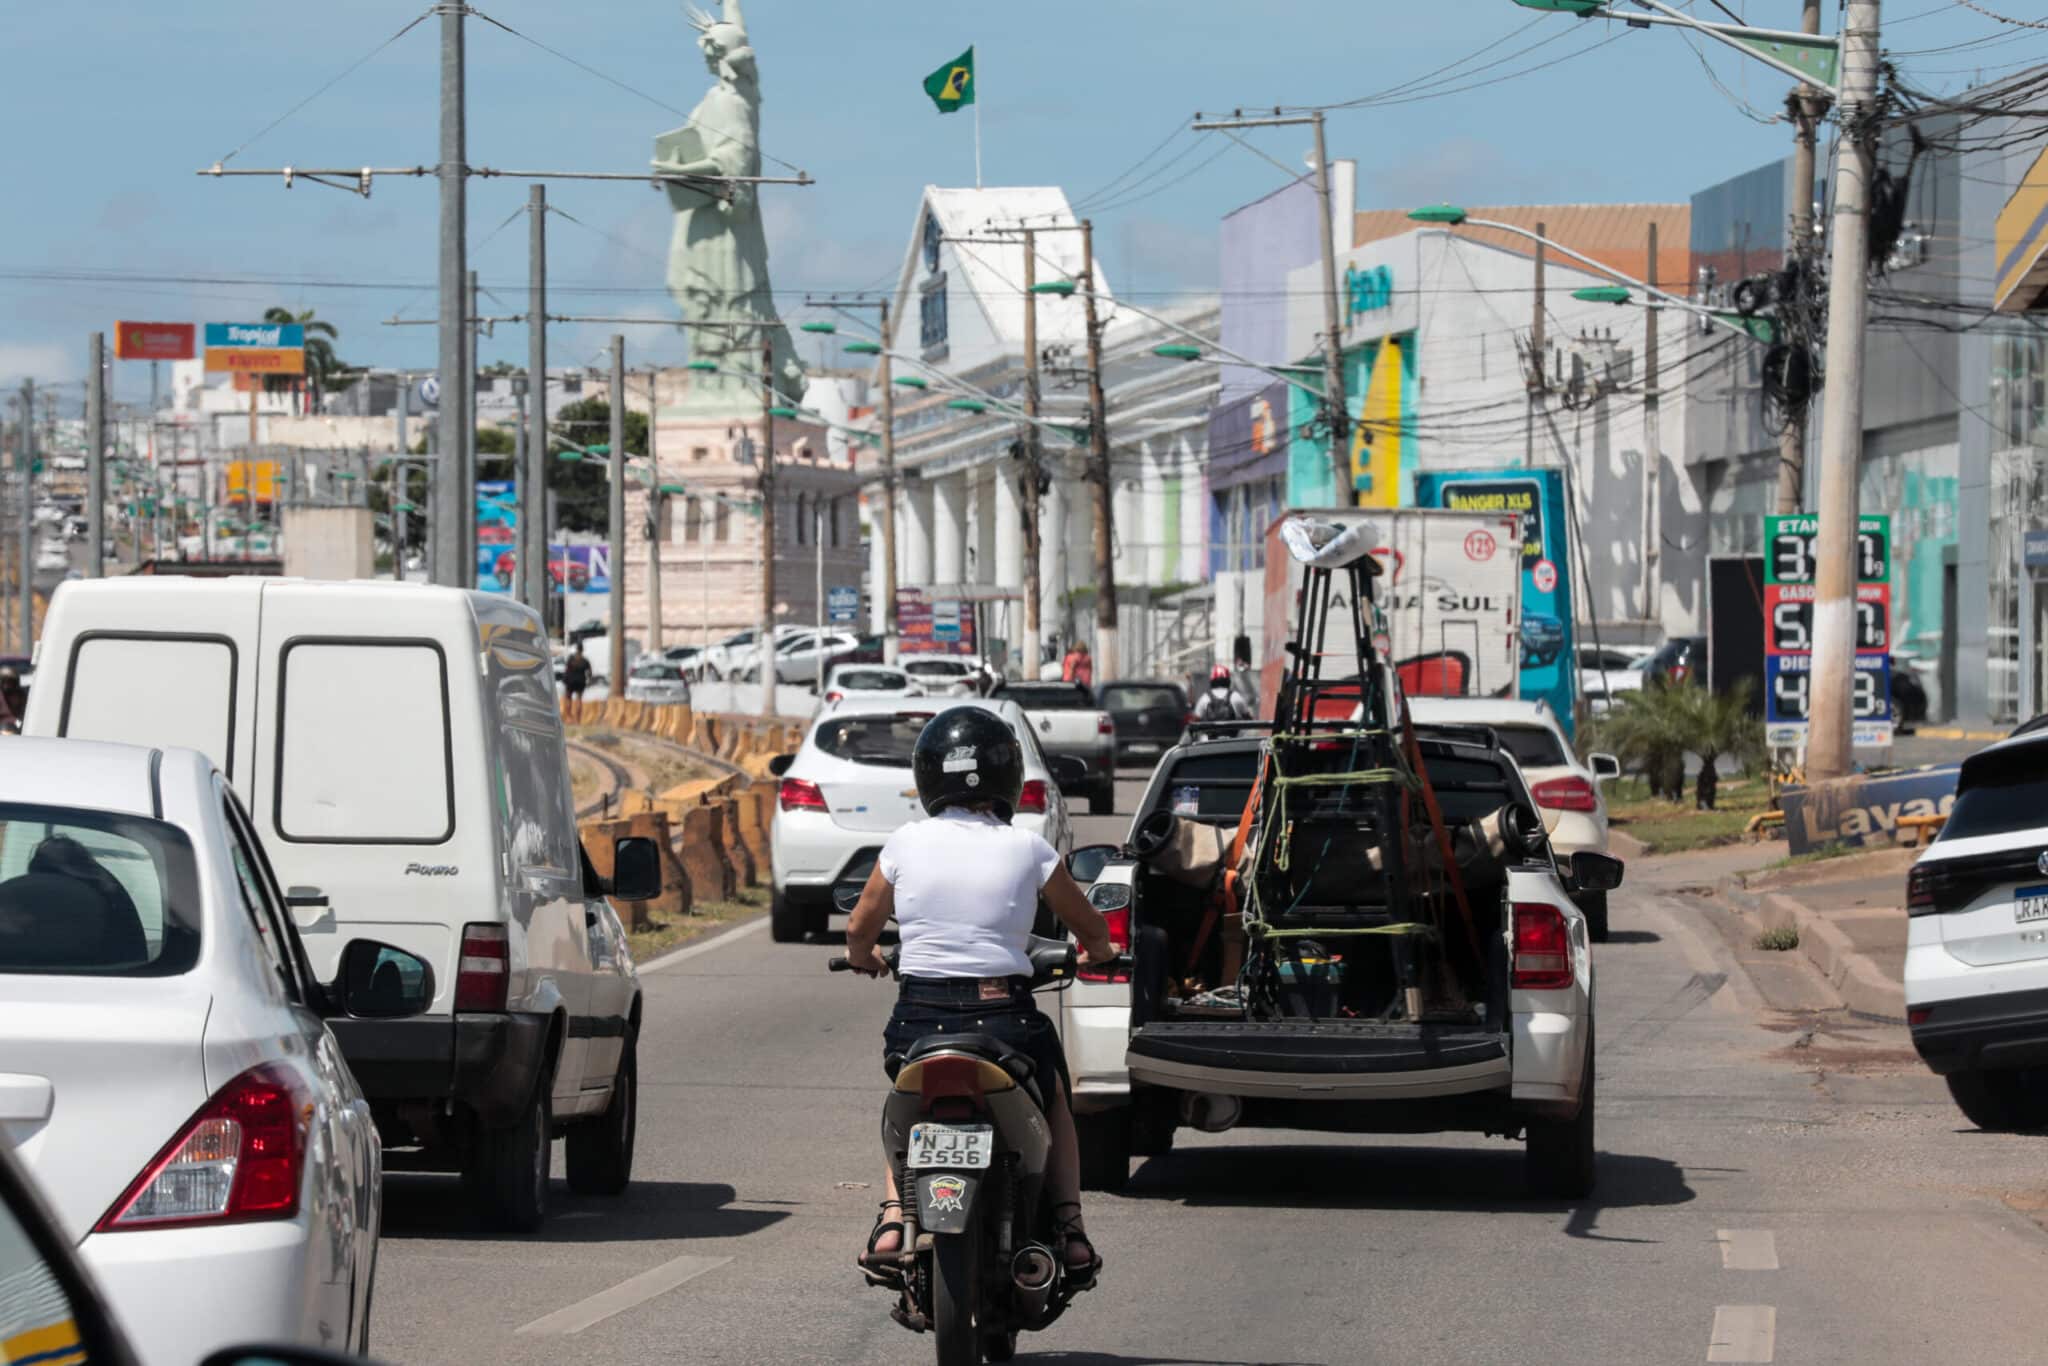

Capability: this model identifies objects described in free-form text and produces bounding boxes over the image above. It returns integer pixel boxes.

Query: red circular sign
[1464,530,1497,561]
[1533,557,1558,594]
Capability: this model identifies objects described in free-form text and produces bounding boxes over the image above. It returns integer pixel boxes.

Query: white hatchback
[821,664,921,706]
[0,738,434,1365]
[767,697,1074,942]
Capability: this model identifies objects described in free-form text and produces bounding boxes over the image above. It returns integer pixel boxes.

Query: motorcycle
[829,935,1100,1365]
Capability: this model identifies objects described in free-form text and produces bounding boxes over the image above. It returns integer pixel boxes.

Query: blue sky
[1,0,2035,402]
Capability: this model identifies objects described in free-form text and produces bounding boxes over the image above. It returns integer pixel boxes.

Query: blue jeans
[884,976,1070,1100]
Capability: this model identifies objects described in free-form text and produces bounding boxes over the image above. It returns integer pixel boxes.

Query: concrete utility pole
[1777,0,1830,515]
[525,185,550,615]
[87,333,105,578]
[758,334,780,712]
[1528,220,1548,465]
[511,379,528,604]
[608,336,627,690]
[646,371,664,655]
[877,300,899,664]
[1017,228,1046,681]
[1641,222,1662,620]
[1806,0,1883,782]
[433,1,469,588]
[464,269,480,570]
[1080,219,1118,682]
[18,379,34,652]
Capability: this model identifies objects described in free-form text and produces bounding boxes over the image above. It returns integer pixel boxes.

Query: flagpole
[973,51,982,189]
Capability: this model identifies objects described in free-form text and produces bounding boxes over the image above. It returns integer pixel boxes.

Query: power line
[212,5,435,166]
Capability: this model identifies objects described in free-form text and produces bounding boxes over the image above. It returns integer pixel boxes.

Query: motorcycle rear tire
[931,1222,982,1366]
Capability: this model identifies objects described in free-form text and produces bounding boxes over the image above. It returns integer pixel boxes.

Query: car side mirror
[1588,752,1622,782]
[1050,754,1089,788]
[607,835,663,901]
[1502,804,1549,860]
[1570,851,1626,892]
[331,941,435,1019]
[768,753,795,777]
[1067,843,1119,886]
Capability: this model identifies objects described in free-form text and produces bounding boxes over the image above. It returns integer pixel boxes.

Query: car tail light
[1098,716,1115,736]
[825,690,844,704]
[95,1063,309,1231]
[455,922,509,1011]
[1017,780,1050,814]
[1907,864,1935,915]
[1908,1006,1933,1026]
[1079,905,1132,984]
[1670,663,1691,685]
[1512,902,1574,991]
[1531,776,1599,812]
[778,777,828,813]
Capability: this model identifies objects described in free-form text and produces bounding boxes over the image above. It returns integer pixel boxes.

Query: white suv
[767,696,1075,942]
[1907,732,2048,1129]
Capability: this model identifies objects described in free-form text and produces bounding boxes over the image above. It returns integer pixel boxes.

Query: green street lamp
[944,399,988,414]
[1407,204,1468,226]
[1030,280,1077,297]
[800,321,837,334]
[1511,0,1602,12]
[769,405,801,420]
[1572,286,1633,305]
[554,450,584,463]
[844,340,882,356]
[686,360,718,373]
[1153,344,1205,362]
[396,501,418,513]
[892,376,929,390]
[657,483,688,496]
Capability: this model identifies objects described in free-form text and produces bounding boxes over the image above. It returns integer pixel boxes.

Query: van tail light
[1531,776,1599,813]
[1079,906,1132,984]
[778,777,829,813]
[1512,902,1574,991]
[1098,716,1115,736]
[1017,780,1050,814]
[95,1063,309,1231]
[455,922,509,1011]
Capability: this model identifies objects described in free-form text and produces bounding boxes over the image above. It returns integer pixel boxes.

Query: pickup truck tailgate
[1127,1020,1509,1100]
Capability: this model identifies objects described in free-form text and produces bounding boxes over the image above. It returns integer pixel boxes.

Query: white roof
[0,737,170,817]
[887,186,1110,358]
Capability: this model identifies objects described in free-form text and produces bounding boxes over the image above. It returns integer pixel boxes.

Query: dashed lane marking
[514,1254,732,1335]
[638,916,769,974]
[1716,1229,1780,1271]
[1707,1305,1776,1363]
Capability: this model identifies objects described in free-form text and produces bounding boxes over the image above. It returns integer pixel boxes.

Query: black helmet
[912,706,1025,821]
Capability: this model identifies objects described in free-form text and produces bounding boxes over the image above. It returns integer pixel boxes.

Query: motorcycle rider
[844,706,1118,1284]
[1191,663,1253,729]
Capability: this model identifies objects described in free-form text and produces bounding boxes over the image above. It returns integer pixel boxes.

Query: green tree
[1590,679,1763,809]
[260,307,354,409]
[546,396,648,534]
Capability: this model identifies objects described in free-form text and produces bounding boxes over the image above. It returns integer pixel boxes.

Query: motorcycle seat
[897,1033,1045,1109]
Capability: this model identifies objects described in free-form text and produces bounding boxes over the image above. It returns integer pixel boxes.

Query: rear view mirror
[333,941,435,1019]
[1502,804,1549,860]
[768,753,796,777]
[1588,753,1622,782]
[1570,851,1626,892]
[1049,755,1089,789]
[1067,843,1119,886]
[608,835,663,901]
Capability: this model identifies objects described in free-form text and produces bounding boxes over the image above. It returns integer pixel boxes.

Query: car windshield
[813,712,939,768]
[0,805,202,977]
[1944,748,2048,841]
[1491,724,1568,768]
[835,669,907,691]
[632,662,679,680]
[1103,685,1182,712]
[1155,747,1262,823]
[1003,684,1092,710]
[904,660,966,677]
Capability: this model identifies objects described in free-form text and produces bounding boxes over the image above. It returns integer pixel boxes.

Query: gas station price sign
[1761,515,1893,748]
[1764,514,1889,587]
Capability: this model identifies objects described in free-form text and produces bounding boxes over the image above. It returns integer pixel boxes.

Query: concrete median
[716,795,757,886]
[678,803,736,903]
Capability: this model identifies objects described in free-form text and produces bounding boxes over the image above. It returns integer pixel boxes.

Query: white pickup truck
[993,680,1117,815]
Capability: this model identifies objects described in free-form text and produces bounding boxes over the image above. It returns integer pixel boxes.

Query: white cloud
[0,342,73,387]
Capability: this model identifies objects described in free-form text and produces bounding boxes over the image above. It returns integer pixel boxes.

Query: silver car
[624,658,692,705]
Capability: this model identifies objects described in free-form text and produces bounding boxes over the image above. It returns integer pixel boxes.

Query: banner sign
[114,322,195,362]
[203,322,305,376]
[1761,514,1892,747]
[827,585,860,624]
[895,587,976,656]
[472,482,610,593]
[1779,764,1961,855]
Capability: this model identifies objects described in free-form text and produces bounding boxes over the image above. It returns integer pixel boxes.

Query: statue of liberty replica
[652,0,806,414]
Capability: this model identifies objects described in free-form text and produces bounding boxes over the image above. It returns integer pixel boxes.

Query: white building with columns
[867,186,1220,680]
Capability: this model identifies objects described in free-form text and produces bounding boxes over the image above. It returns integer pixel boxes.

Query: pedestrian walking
[562,646,592,723]
[1061,639,1093,689]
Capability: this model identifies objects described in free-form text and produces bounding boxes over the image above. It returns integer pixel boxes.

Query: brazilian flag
[923,47,975,114]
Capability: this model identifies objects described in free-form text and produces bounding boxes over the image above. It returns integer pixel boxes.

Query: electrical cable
[211,6,435,166]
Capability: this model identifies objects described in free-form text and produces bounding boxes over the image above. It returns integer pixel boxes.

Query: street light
[1571,286,1634,305]
[1030,280,1077,297]
[944,399,988,414]
[892,376,929,390]
[799,321,837,335]
[1152,344,1204,362]
[768,405,801,420]
[844,340,882,356]
[685,360,718,373]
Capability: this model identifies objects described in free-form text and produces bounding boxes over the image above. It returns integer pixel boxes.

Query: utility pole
[511,379,528,604]
[1777,0,1829,514]
[433,1,469,588]
[87,333,105,578]
[1641,221,1661,621]
[464,269,480,570]
[1018,227,1045,680]
[1806,0,1882,782]
[1081,218,1118,681]
[646,371,664,656]
[525,184,550,614]
[1528,220,1548,465]
[806,294,901,661]
[18,379,34,652]
[758,333,780,713]
[608,336,626,690]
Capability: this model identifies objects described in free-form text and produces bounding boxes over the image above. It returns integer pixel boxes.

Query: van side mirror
[1049,755,1089,789]
[1569,851,1626,892]
[1588,753,1622,782]
[768,753,795,777]
[331,941,435,1019]
[608,835,663,901]
[1067,843,1119,886]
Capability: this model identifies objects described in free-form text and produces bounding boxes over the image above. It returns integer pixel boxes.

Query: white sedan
[766,696,1077,942]
[0,737,433,1364]
[821,663,921,706]
[900,655,990,697]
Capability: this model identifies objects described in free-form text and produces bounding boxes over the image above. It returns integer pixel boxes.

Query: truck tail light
[1531,776,1599,812]
[1098,716,1115,736]
[95,1063,309,1231]
[455,922,509,1011]
[1512,902,1574,991]
[1017,780,1050,814]
[1079,906,1132,984]
[778,777,829,812]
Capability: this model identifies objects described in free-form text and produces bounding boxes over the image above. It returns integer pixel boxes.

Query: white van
[24,577,659,1231]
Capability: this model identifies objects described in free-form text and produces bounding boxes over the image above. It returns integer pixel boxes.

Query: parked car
[1578,644,1649,714]
[704,625,808,680]
[900,654,987,697]
[624,657,692,705]
[994,679,1118,815]
[1906,729,2048,1129]
[662,643,705,671]
[1406,696,1622,939]
[35,540,69,573]
[766,695,1079,943]
[749,629,863,685]
[1061,725,1612,1195]
[24,578,664,1231]
[1639,635,1708,686]
[1098,679,1191,769]
[0,736,434,1363]
[821,663,921,705]
[823,634,886,672]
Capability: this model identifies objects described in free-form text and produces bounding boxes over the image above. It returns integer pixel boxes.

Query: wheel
[931,1222,982,1366]
[566,1036,637,1196]
[1088,780,1115,816]
[769,889,808,943]
[465,1080,551,1232]
[1074,1109,1133,1191]
[1945,1068,2048,1131]
[1526,1029,1596,1199]
[983,1328,1017,1361]
[1581,892,1610,944]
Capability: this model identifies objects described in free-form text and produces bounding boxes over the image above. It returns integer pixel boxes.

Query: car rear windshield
[632,661,681,680]
[1945,750,2048,841]
[1103,685,1182,712]
[1492,724,1568,768]
[904,660,966,676]
[0,805,202,977]
[1003,684,1092,710]
[1156,747,1261,822]
[836,669,907,691]
[813,712,937,768]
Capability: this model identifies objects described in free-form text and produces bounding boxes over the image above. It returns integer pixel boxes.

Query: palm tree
[260,307,353,412]
[1590,678,1763,809]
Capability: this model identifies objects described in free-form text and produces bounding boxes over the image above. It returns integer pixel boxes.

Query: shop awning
[1996,144,2048,314]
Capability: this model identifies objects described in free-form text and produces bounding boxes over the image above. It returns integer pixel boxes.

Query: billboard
[114,322,195,362]
[472,482,609,593]
[895,587,978,655]
[203,321,305,376]
[1414,469,1577,732]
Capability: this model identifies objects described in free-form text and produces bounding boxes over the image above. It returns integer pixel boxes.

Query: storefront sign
[1778,764,1961,855]
[203,322,305,376]
[114,322,195,361]
[1345,264,1394,317]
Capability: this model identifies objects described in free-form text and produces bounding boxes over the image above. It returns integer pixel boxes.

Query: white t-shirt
[880,808,1062,979]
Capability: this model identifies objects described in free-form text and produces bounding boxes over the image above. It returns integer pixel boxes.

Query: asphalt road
[373,777,2048,1365]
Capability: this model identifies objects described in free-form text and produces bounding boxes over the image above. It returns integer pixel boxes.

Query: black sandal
[1053,1202,1101,1289]
[858,1201,907,1284]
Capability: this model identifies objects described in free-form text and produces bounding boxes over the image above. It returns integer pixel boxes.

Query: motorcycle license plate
[908,1123,994,1169]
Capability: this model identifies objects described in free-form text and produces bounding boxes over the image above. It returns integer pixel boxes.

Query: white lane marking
[1716,1229,1780,1271]
[1707,1305,1777,1363]
[514,1254,731,1335]
[637,916,769,974]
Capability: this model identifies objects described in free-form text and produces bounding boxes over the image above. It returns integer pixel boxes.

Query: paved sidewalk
[1720,847,1916,1023]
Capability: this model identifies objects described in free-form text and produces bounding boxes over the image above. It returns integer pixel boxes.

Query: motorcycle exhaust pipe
[1011,1244,1057,1293]
[1179,1091,1243,1134]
